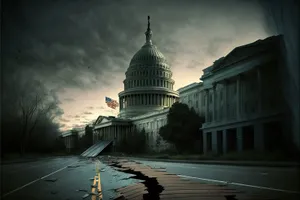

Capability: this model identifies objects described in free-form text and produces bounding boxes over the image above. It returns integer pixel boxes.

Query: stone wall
[131,109,170,152]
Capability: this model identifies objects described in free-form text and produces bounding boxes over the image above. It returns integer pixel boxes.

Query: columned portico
[93,117,133,151]
[200,35,284,155]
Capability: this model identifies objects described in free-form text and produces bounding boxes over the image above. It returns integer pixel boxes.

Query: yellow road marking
[91,160,103,200]
[91,175,97,200]
[97,172,103,199]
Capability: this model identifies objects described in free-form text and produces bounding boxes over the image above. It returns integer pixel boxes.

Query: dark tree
[159,102,204,153]
[117,127,147,154]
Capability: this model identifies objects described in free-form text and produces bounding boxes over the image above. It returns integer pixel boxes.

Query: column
[236,76,241,118]
[132,95,135,106]
[212,85,216,122]
[165,95,167,106]
[257,68,262,114]
[203,131,207,154]
[212,131,218,154]
[119,97,122,109]
[205,89,209,122]
[158,94,161,106]
[143,94,146,105]
[124,96,127,108]
[237,127,243,152]
[223,81,228,121]
[222,129,228,154]
[254,123,264,151]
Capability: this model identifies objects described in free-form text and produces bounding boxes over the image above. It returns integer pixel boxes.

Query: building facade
[61,130,80,153]
[177,82,204,115]
[62,17,292,154]
[199,36,286,154]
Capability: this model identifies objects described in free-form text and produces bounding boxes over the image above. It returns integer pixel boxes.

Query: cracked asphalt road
[1,156,299,200]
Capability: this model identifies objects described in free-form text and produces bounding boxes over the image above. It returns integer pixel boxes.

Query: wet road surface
[1,156,299,200]
[132,159,300,200]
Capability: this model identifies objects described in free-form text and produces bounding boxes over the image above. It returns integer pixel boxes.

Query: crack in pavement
[107,161,164,200]
[99,157,285,200]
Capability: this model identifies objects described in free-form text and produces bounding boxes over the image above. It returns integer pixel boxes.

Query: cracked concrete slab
[101,156,280,200]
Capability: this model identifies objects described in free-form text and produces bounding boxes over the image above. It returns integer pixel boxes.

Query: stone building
[199,35,286,154]
[61,130,79,153]
[63,17,293,154]
[177,82,204,115]
[93,16,179,151]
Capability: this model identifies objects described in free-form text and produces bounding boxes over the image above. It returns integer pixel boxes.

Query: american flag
[105,97,119,109]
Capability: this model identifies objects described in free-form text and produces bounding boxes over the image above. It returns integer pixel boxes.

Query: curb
[118,156,300,168]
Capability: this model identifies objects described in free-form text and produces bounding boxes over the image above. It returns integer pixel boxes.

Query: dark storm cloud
[2,0,267,92]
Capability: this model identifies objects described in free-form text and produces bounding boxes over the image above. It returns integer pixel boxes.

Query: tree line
[1,75,64,158]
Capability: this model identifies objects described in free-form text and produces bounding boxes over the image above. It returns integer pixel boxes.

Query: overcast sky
[2,0,275,131]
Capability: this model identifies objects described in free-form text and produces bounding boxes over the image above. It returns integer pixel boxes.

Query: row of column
[203,123,264,154]
[64,135,76,152]
[125,79,173,90]
[204,68,262,123]
[94,125,132,144]
[120,94,178,109]
[129,69,169,77]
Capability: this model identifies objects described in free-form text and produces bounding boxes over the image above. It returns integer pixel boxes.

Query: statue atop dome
[145,15,153,45]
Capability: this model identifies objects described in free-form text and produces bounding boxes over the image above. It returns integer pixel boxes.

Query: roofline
[177,82,203,93]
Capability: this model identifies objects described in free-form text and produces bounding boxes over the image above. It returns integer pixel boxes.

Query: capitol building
[63,16,298,154]
[93,16,179,151]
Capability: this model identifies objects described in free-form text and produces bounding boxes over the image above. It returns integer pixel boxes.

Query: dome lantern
[145,16,153,45]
